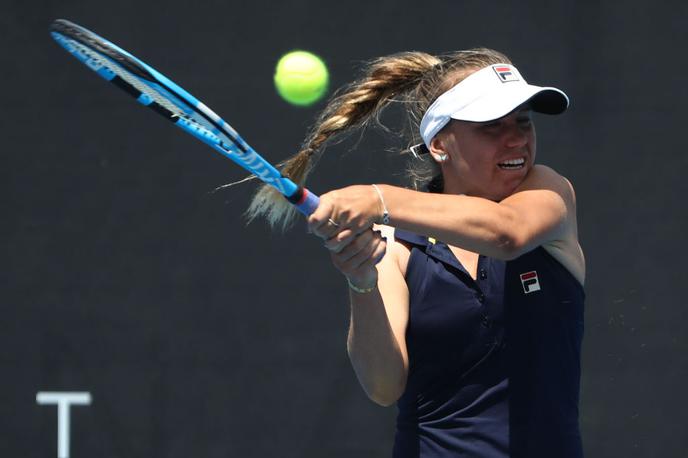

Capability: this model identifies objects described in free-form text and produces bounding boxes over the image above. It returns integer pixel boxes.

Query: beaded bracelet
[347,278,377,294]
[371,184,390,225]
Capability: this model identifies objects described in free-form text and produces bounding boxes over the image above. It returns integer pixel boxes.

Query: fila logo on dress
[520,271,541,294]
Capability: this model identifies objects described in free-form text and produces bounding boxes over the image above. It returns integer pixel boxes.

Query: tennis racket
[49,19,319,215]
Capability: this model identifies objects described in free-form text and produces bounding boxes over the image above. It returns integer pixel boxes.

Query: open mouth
[497,158,525,169]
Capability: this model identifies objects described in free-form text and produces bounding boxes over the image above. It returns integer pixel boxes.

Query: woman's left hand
[307,185,382,240]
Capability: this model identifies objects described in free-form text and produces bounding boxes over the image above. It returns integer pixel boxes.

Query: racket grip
[293,187,320,216]
[295,186,388,263]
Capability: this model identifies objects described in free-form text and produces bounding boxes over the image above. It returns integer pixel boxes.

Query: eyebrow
[466,108,532,126]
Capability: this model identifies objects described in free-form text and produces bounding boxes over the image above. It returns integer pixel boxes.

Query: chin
[491,191,511,202]
[498,166,529,197]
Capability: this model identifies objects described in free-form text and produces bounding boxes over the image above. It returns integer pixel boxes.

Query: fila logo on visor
[520,271,541,294]
[493,65,519,83]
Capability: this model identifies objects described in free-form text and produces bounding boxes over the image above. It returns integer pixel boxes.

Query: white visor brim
[419,64,569,148]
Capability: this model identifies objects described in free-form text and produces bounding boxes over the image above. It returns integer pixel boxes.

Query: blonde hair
[247,48,511,229]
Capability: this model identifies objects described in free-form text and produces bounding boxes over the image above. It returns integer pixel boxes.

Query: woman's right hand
[323,228,387,289]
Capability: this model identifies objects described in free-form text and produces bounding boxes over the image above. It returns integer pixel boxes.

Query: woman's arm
[346,230,410,406]
[310,223,410,406]
[311,164,576,261]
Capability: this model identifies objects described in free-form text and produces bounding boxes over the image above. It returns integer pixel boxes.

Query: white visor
[419,63,569,148]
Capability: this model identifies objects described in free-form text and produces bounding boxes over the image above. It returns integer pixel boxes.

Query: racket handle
[291,187,320,216]
[293,186,388,262]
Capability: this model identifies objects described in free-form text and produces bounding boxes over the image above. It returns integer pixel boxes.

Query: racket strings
[64,34,227,142]
[58,25,245,155]
[76,38,250,164]
[52,20,309,217]
[57,26,269,171]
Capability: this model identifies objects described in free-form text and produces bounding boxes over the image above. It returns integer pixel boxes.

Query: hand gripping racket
[49,19,319,215]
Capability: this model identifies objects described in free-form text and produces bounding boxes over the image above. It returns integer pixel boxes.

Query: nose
[504,123,529,148]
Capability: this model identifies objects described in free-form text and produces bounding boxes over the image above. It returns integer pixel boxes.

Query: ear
[429,135,450,163]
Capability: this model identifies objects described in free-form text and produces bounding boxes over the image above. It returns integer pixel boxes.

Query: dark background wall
[3,1,687,457]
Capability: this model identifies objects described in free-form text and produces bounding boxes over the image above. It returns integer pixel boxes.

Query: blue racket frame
[49,19,319,215]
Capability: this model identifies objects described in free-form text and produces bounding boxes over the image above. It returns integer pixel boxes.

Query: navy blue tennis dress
[392,229,584,458]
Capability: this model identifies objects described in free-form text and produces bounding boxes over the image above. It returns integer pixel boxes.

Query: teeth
[499,158,525,166]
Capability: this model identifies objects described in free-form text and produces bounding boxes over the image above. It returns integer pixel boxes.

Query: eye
[517,117,532,127]
[481,121,502,131]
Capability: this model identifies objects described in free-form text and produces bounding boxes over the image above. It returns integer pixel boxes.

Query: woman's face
[431,107,536,201]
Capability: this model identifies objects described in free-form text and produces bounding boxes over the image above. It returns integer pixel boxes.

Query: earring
[437,153,448,162]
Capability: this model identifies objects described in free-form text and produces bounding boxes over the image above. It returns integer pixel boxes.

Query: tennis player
[252,49,585,457]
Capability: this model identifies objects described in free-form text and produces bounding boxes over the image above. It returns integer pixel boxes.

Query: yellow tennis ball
[274,50,329,106]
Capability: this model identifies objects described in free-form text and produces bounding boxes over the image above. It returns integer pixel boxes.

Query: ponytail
[244,47,511,229]
[246,51,441,229]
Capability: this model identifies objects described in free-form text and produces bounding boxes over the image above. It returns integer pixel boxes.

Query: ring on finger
[327,218,340,228]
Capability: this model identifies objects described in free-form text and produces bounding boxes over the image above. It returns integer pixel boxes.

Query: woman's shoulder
[520,164,577,205]
[521,165,584,285]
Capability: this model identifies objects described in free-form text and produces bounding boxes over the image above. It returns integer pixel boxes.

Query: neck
[441,174,501,202]
[441,173,469,196]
